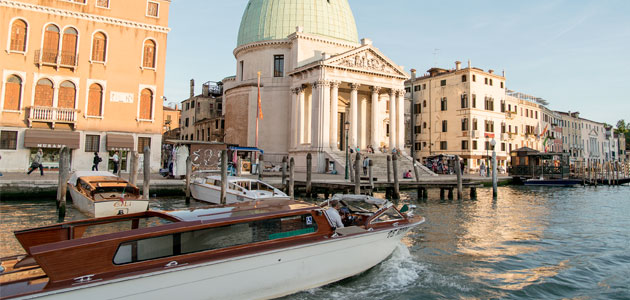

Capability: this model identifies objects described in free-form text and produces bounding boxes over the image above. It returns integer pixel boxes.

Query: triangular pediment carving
[323,45,409,79]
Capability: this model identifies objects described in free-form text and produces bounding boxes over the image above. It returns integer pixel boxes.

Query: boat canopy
[68,171,117,186]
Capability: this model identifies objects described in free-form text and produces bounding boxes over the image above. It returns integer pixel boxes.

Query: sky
[163,0,630,126]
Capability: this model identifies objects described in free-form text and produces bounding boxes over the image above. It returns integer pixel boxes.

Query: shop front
[106,134,134,173]
[23,129,80,170]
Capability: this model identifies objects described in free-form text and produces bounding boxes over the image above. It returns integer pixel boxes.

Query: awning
[107,134,134,151]
[24,129,80,149]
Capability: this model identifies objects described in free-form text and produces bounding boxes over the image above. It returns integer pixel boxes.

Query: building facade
[0,0,170,172]
[179,80,224,142]
[223,0,409,172]
[162,105,180,133]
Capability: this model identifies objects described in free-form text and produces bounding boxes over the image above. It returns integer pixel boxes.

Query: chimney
[410,68,416,80]
[296,26,303,33]
[455,61,461,70]
[488,69,494,74]
[361,38,373,46]
[502,69,506,77]
[190,79,195,98]
[468,60,471,69]
[202,83,209,96]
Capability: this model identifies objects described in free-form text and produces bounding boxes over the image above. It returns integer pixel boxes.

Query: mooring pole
[455,155,463,200]
[258,154,264,181]
[57,147,69,221]
[354,153,361,195]
[220,150,227,205]
[185,156,192,204]
[413,159,420,182]
[281,156,288,188]
[289,157,295,198]
[392,154,400,199]
[387,155,392,183]
[306,153,312,197]
[142,147,151,200]
[492,149,498,199]
[368,159,374,194]
[130,151,139,186]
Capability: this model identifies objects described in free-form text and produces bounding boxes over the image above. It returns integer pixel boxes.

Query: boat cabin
[508,147,571,180]
[69,172,140,201]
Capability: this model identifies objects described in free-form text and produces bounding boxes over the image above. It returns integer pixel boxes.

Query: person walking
[92,152,102,171]
[112,151,120,174]
[27,148,44,176]
[480,161,486,177]
[362,156,370,176]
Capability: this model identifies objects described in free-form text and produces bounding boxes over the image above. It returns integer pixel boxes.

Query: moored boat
[0,196,424,300]
[67,171,148,218]
[190,175,289,204]
[524,178,583,187]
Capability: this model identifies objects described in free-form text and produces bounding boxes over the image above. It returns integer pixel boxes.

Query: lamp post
[344,121,350,180]
[491,139,497,198]
[486,135,490,177]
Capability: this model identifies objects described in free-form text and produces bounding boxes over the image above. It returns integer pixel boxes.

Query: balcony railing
[34,49,78,70]
[28,106,78,128]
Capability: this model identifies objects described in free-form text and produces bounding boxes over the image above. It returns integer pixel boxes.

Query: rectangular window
[501,143,506,152]
[485,141,490,150]
[441,97,447,111]
[85,135,100,152]
[489,79,493,86]
[239,61,244,81]
[274,55,284,77]
[96,0,109,8]
[0,131,18,150]
[440,141,447,150]
[461,118,468,131]
[472,94,476,108]
[500,82,504,89]
[147,1,159,17]
[422,83,426,89]
[414,103,422,114]
[191,101,195,108]
[414,143,422,151]
[460,94,468,109]
[473,119,478,131]
[472,75,476,82]
[484,78,488,85]
[462,75,467,82]
[185,118,189,127]
[472,140,478,150]
[138,137,151,153]
[440,79,446,86]
[442,120,448,132]
[461,140,469,150]
[414,125,422,134]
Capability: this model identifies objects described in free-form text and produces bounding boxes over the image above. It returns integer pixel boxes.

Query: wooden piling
[422,187,428,200]
[129,151,139,186]
[417,187,423,200]
[448,188,454,200]
[470,187,477,199]
[354,153,361,195]
[368,159,374,194]
[289,157,295,198]
[57,147,69,221]
[440,188,445,200]
[142,147,150,200]
[282,156,288,188]
[387,155,392,183]
[258,154,264,181]
[412,158,419,182]
[455,155,463,200]
[306,153,312,197]
[220,150,227,204]
[392,154,400,199]
[185,156,192,203]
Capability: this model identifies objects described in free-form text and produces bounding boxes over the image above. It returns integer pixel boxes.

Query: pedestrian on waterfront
[112,151,120,174]
[326,200,344,229]
[0,154,3,176]
[480,161,486,177]
[92,152,102,171]
[27,148,44,176]
[362,156,369,176]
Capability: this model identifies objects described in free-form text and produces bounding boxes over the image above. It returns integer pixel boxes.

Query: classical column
[310,80,330,151]
[330,81,340,150]
[297,87,305,145]
[360,95,367,150]
[389,89,396,150]
[397,89,405,150]
[290,88,299,148]
[321,81,331,149]
[350,83,360,149]
[371,86,381,150]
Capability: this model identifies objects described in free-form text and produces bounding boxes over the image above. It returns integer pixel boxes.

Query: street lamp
[344,121,350,180]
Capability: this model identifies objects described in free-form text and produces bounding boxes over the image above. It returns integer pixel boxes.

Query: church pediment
[323,45,409,79]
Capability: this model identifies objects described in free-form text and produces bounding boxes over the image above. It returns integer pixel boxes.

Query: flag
[257,71,263,120]
[540,124,548,138]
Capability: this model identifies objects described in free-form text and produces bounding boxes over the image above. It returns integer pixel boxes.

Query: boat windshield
[94,185,137,195]
[250,181,275,192]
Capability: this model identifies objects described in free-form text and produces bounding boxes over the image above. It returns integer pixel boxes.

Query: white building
[223,0,409,172]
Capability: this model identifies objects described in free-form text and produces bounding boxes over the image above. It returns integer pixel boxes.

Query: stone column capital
[350,83,361,91]
[371,86,381,94]
[291,86,305,94]
[313,80,330,89]
[330,81,341,88]
[397,89,406,96]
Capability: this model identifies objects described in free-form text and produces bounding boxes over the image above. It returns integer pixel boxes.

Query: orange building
[0,0,170,172]
[162,105,180,133]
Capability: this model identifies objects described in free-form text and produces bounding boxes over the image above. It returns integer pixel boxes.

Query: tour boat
[190,175,289,204]
[67,171,148,218]
[0,196,424,300]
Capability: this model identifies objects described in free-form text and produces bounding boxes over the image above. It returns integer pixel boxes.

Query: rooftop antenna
[433,48,440,67]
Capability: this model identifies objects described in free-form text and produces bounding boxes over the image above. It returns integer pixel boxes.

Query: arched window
[139,88,153,120]
[61,27,78,65]
[10,19,27,52]
[42,25,60,63]
[58,81,76,108]
[91,32,107,62]
[3,75,22,110]
[88,83,103,116]
[34,78,54,107]
[142,40,156,68]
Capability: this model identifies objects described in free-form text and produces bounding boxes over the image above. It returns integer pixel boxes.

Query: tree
[615,119,626,133]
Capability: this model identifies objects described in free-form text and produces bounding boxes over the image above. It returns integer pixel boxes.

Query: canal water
[1,186,629,299]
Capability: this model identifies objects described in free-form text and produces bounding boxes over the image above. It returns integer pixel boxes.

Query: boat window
[229,183,245,192]
[250,181,275,193]
[80,216,173,239]
[235,181,250,190]
[113,214,318,265]
[370,207,404,224]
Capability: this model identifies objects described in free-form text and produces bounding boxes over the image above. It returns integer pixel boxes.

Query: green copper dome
[237,0,359,47]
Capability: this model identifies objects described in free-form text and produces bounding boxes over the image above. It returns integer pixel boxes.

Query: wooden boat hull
[14,222,420,300]
[524,179,583,187]
[190,182,289,204]
[68,185,149,218]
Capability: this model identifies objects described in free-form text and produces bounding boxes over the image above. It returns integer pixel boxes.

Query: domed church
[223,0,409,172]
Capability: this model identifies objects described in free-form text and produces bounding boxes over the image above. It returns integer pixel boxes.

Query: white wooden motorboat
[0,196,424,299]
[190,175,289,204]
[67,171,148,218]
